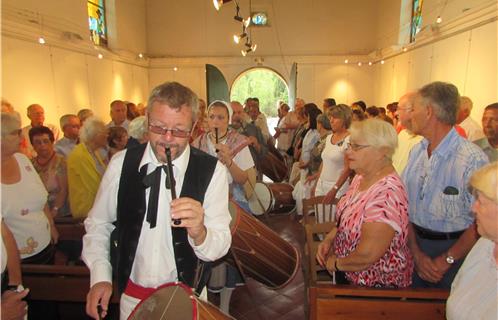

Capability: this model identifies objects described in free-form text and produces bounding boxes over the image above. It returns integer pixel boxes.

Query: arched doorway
[230,68,289,134]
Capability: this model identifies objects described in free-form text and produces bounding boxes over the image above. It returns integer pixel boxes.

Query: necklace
[36,152,55,167]
[359,163,393,191]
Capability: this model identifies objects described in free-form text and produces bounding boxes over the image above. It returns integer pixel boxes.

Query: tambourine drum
[228,200,300,289]
[248,182,295,216]
[259,151,288,182]
[128,282,233,320]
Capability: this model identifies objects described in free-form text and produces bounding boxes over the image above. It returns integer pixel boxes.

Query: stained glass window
[410,0,423,42]
[88,0,107,46]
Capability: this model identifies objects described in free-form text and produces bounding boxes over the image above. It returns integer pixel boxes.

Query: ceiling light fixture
[97,53,103,59]
[357,62,362,66]
[138,53,144,59]
[233,3,243,22]
[241,48,252,56]
[380,60,385,64]
[243,17,251,28]
[213,0,233,11]
[233,32,247,44]
[38,36,46,44]
[368,61,372,66]
[344,59,349,64]
[436,16,442,24]
[402,47,407,52]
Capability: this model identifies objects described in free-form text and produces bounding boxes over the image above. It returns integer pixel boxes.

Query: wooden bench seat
[309,284,449,320]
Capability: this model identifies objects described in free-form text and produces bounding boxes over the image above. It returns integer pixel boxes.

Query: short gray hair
[128,116,147,140]
[327,104,353,129]
[349,118,398,160]
[59,114,78,130]
[147,82,199,123]
[418,81,459,125]
[79,117,106,143]
[1,112,21,138]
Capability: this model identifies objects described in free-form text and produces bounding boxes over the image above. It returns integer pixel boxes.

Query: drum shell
[248,182,295,215]
[259,151,287,182]
[128,282,233,320]
[228,201,300,289]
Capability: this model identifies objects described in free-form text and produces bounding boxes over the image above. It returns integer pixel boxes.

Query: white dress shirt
[82,143,231,289]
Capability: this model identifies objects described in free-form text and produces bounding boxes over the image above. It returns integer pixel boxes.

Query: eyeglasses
[148,124,191,138]
[347,142,370,151]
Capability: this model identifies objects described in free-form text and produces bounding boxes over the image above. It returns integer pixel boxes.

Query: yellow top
[67,143,107,219]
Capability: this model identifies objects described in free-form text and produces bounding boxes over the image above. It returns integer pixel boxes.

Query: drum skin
[249,182,295,215]
[128,282,233,320]
[228,201,300,289]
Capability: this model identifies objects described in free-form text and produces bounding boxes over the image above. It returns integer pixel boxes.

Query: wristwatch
[445,254,455,264]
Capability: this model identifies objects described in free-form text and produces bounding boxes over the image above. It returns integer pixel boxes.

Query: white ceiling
[145,0,399,57]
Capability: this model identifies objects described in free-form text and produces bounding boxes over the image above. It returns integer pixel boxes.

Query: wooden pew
[304,222,449,319]
[54,217,85,242]
[21,264,119,303]
[309,284,449,320]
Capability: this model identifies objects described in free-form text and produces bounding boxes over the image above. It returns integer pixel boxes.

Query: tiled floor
[209,213,307,320]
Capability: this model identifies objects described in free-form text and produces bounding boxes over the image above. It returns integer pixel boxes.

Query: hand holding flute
[166,147,207,244]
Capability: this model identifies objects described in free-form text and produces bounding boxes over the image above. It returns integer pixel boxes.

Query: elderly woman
[29,126,69,217]
[446,162,498,319]
[316,119,413,287]
[192,100,256,313]
[67,117,108,219]
[107,126,129,158]
[1,113,58,263]
[126,115,148,148]
[292,113,331,216]
[306,104,353,222]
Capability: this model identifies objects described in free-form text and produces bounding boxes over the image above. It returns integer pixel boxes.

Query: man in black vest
[82,82,231,319]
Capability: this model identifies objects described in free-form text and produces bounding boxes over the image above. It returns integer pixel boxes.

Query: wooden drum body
[248,182,296,216]
[259,151,288,182]
[128,282,233,320]
[228,201,300,289]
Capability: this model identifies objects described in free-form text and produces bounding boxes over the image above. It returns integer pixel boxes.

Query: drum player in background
[82,82,231,319]
[192,100,257,315]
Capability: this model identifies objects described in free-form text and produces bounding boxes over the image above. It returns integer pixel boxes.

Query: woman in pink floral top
[317,119,413,287]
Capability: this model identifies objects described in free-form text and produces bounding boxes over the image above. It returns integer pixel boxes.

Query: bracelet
[334,258,341,272]
[332,185,339,190]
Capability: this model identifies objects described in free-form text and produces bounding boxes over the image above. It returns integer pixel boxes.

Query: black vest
[111,144,218,295]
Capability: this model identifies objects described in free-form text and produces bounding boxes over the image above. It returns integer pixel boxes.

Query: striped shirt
[402,128,488,232]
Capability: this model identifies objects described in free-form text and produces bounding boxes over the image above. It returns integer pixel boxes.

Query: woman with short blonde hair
[446,162,498,320]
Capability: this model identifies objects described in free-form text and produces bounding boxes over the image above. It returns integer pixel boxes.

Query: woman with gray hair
[446,161,498,320]
[67,117,108,219]
[316,119,413,287]
[307,104,352,222]
[1,113,58,264]
[126,116,148,148]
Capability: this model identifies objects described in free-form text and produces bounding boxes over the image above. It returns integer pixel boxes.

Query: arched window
[230,68,289,119]
[88,0,108,46]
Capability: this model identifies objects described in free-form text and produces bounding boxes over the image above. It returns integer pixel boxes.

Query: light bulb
[38,37,46,44]
[436,16,442,24]
[368,61,372,66]
[344,59,349,64]
[97,53,103,59]
[380,60,385,64]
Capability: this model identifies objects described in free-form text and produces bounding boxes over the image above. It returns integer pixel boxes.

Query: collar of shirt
[139,143,190,179]
[421,127,459,159]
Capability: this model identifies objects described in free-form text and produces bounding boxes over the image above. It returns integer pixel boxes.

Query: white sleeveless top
[1,153,50,259]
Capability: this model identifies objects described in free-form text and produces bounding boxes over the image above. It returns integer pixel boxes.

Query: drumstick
[165,147,181,225]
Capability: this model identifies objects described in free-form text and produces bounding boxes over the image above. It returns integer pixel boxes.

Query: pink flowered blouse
[334,173,413,287]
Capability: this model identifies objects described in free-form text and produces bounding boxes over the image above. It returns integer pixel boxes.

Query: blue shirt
[54,137,77,158]
[402,128,488,232]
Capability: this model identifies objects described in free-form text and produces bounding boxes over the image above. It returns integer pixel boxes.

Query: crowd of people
[1,80,497,319]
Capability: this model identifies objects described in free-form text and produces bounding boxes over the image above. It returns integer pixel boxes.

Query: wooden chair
[304,221,336,285]
[302,196,338,225]
[309,284,449,320]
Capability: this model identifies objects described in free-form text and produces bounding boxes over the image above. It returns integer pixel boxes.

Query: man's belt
[413,224,465,240]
